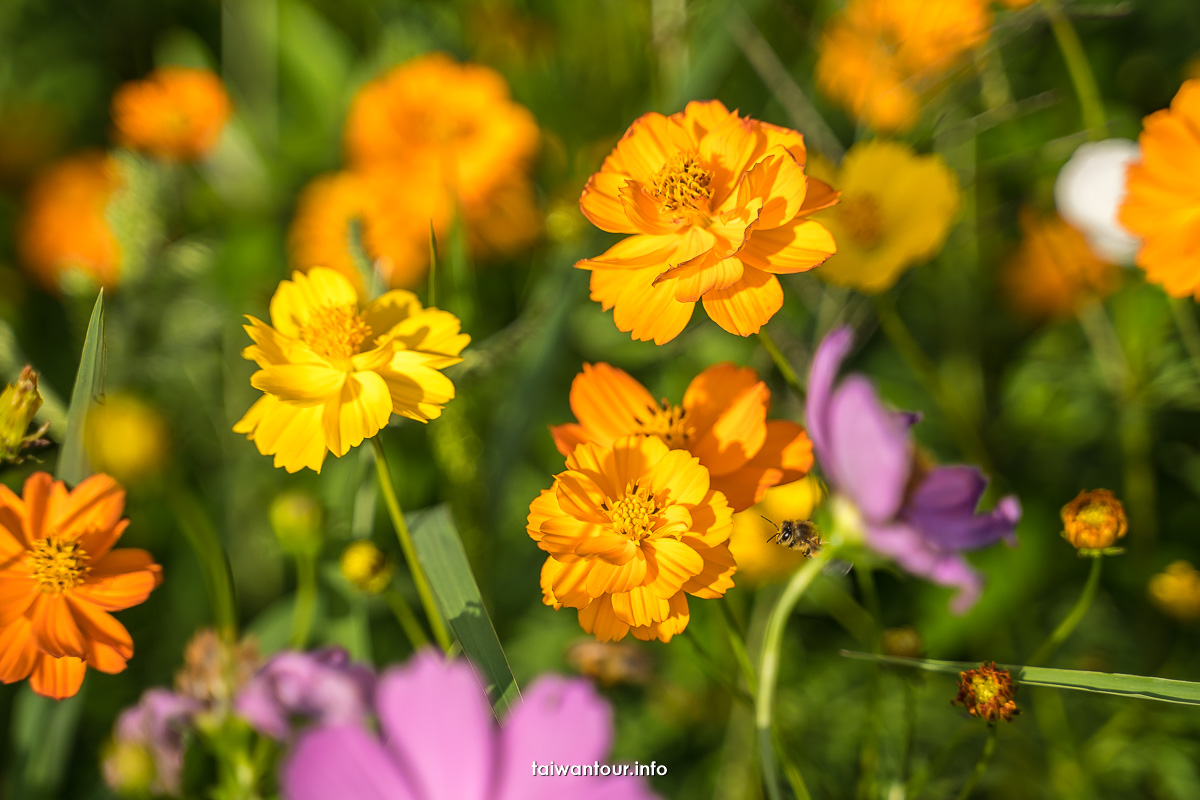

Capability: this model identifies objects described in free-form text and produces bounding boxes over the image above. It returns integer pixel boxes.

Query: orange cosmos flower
[234,268,469,473]
[528,435,736,643]
[550,362,813,512]
[19,151,123,291]
[0,472,162,699]
[344,53,539,213]
[111,67,231,161]
[1120,80,1200,298]
[288,170,449,293]
[1001,210,1119,319]
[578,100,838,343]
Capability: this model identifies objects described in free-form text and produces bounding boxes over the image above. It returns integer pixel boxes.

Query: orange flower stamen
[30,537,90,593]
[651,152,713,217]
[640,400,691,449]
[299,306,373,361]
[606,483,658,541]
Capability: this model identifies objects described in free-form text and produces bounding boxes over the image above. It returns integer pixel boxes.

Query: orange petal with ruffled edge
[681,537,737,599]
[30,593,86,659]
[578,595,631,642]
[740,219,836,274]
[711,420,814,511]
[683,363,763,434]
[555,363,658,453]
[630,592,690,642]
[689,380,769,478]
[580,172,639,234]
[610,585,672,628]
[29,654,86,700]
[643,537,705,599]
[701,267,783,336]
[73,549,162,611]
[0,617,38,684]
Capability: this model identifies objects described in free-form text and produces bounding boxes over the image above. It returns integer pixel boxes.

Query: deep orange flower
[1061,488,1127,551]
[578,100,838,343]
[1000,210,1119,319]
[288,170,449,293]
[953,662,1019,724]
[528,435,736,643]
[551,362,812,512]
[0,473,162,699]
[1120,80,1200,298]
[344,53,539,213]
[112,67,231,161]
[19,151,123,291]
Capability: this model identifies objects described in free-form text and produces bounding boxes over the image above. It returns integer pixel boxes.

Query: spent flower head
[953,662,1019,724]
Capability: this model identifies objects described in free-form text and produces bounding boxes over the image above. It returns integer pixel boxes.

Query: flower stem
[1169,298,1200,371]
[954,724,999,800]
[757,548,832,800]
[370,437,453,653]
[1028,556,1103,667]
[719,598,758,694]
[1040,0,1107,139]
[289,553,317,650]
[169,486,238,639]
[384,587,431,650]
[757,329,805,398]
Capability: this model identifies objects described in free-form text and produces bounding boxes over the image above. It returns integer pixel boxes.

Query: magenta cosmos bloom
[236,648,376,740]
[806,327,1020,612]
[282,651,659,800]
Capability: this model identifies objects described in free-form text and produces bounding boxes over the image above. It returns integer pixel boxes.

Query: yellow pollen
[971,674,1001,704]
[639,399,691,449]
[605,483,658,541]
[651,152,714,214]
[30,537,89,593]
[299,305,373,361]
[840,193,885,247]
[1076,504,1113,527]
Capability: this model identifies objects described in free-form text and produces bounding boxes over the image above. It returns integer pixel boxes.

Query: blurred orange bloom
[728,477,823,585]
[816,0,992,132]
[1120,80,1200,298]
[578,100,837,343]
[0,473,162,699]
[1001,210,1119,319]
[111,67,231,161]
[550,362,813,512]
[344,53,539,213]
[288,170,447,293]
[18,151,122,291]
[528,435,736,643]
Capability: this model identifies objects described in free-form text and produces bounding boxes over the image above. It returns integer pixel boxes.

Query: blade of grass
[428,221,439,308]
[409,505,520,715]
[840,651,1200,706]
[56,290,105,485]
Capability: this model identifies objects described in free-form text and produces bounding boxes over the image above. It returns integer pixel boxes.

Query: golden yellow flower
[528,435,736,643]
[111,67,231,161]
[811,141,960,293]
[1061,489,1127,552]
[1149,561,1200,622]
[344,53,539,213]
[287,170,449,294]
[19,151,123,291]
[728,477,823,585]
[233,268,469,473]
[817,0,992,132]
[1001,210,1120,319]
[1120,80,1200,298]
[579,100,838,343]
[86,395,169,485]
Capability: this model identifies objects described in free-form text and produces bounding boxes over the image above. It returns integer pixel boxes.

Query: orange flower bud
[953,662,1019,724]
[0,366,49,464]
[1061,489,1127,552]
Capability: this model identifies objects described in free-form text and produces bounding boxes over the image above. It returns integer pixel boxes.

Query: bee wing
[823,558,853,576]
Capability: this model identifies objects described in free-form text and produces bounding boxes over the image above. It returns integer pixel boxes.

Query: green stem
[289,553,318,650]
[855,568,883,800]
[954,725,999,800]
[1169,297,1200,371]
[1029,556,1103,667]
[757,549,832,800]
[170,487,238,639]
[757,329,804,399]
[1041,0,1107,138]
[371,437,453,653]
[719,598,758,694]
[384,587,431,650]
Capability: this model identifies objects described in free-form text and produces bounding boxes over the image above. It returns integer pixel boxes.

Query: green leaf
[410,505,520,715]
[56,291,105,485]
[840,651,1200,706]
[428,221,439,309]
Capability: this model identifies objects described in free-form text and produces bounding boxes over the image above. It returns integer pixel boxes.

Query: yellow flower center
[30,537,89,593]
[839,193,885,247]
[606,483,658,541]
[971,674,1001,704]
[1075,503,1112,529]
[299,305,373,361]
[651,152,714,215]
[640,400,691,449]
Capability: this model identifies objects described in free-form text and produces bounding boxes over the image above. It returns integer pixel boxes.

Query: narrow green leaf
[347,217,384,299]
[410,505,520,715]
[841,651,1200,706]
[57,290,105,485]
[428,220,438,309]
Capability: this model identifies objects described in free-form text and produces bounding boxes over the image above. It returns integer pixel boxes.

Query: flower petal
[577,234,679,270]
[608,265,696,345]
[643,449,709,507]
[269,268,360,338]
[688,380,768,478]
[629,592,690,642]
[73,549,162,611]
[578,595,630,642]
[740,220,837,274]
[0,566,36,625]
[680,538,737,599]
[580,172,639,234]
[805,326,855,461]
[558,363,658,453]
[827,376,912,522]
[643,537,705,599]
[710,420,814,512]
[252,364,346,405]
[0,616,37,684]
[609,586,671,627]
[29,654,86,700]
[233,394,328,473]
[655,256,745,304]
[700,267,783,336]
[31,593,86,659]
[283,724,417,800]
[67,595,134,661]
[321,371,393,457]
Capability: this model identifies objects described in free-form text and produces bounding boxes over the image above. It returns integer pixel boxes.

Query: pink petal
[282,724,416,800]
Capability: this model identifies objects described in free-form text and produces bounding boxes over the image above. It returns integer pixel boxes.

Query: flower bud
[1061,489,1127,553]
[882,626,923,659]
[340,540,394,594]
[268,491,323,557]
[1149,561,1200,622]
[0,366,49,464]
[953,662,1019,724]
[102,739,157,796]
[85,394,168,484]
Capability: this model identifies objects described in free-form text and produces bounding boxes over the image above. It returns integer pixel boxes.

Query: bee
[763,516,823,558]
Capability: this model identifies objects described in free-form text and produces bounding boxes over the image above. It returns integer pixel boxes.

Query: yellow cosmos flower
[233,268,469,473]
[811,141,960,293]
[728,477,823,585]
[528,435,736,643]
[578,99,838,344]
